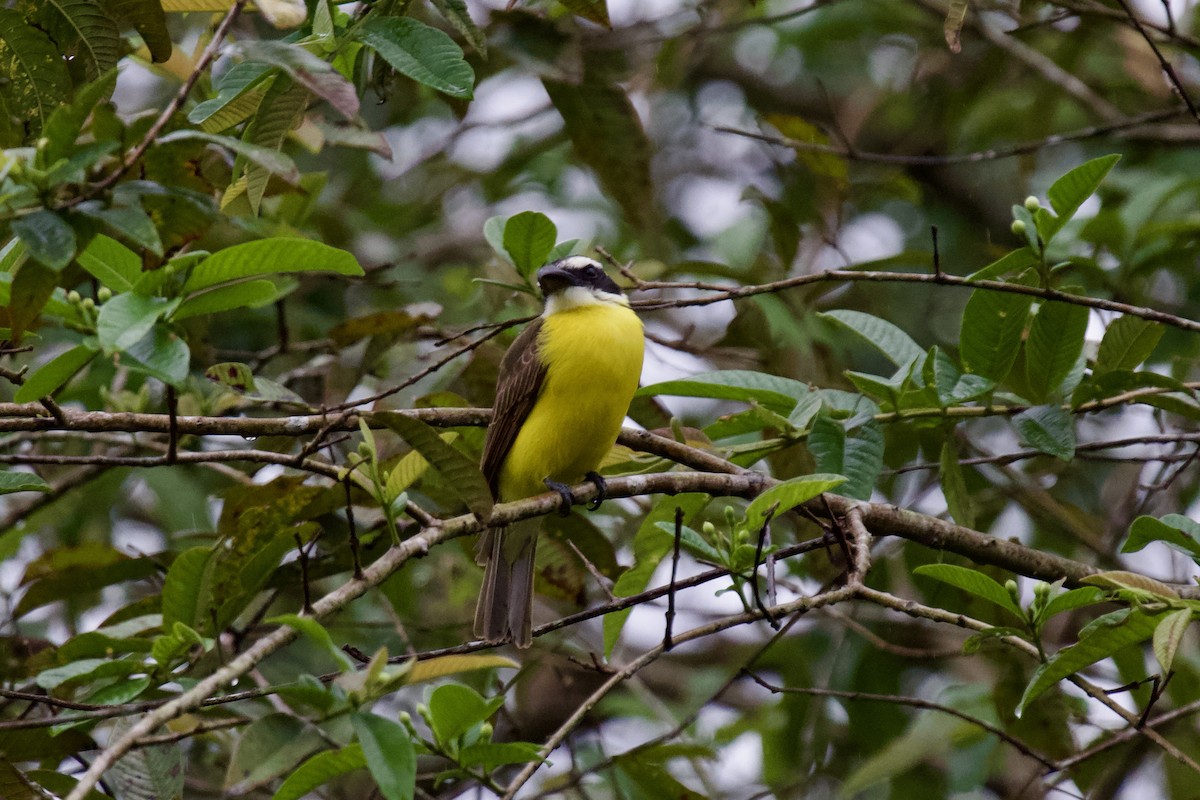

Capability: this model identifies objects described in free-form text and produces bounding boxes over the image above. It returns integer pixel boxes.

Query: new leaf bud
[1005,579,1020,604]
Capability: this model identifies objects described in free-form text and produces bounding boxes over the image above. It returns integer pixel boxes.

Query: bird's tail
[473,520,537,648]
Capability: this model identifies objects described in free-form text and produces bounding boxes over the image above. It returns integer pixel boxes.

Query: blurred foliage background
[2,0,1200,798]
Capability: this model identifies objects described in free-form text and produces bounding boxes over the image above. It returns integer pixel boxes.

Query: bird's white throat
[543,286,630,316]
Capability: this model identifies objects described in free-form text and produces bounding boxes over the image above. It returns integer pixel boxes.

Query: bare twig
[664,506,683,649]
[60,1,250,207]
[742,670,1056,769]
[1113,0,1200,124]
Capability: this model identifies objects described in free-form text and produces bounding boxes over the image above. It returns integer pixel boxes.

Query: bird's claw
[584,471,607,511]
[544,479,574,517]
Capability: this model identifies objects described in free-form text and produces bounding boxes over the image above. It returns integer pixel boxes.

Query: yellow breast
[498,302,644,500]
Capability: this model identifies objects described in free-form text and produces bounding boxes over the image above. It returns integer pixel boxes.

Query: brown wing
[480,318,547,499]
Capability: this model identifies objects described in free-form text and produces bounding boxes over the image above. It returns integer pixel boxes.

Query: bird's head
[537,257,629,314]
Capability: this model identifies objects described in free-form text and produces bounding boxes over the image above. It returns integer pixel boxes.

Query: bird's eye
[584,265,601,278]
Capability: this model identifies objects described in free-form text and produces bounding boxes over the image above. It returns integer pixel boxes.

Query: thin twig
[59,1,250,207]
[664,506,683,650]
[1113,0,1200,125]
[750,504,780,629]
[744,670,1056,768]
[713,106,1189,167]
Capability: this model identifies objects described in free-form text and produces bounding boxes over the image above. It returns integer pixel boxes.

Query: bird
[474,256,645,648]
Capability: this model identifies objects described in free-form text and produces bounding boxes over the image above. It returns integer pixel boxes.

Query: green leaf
[1025,301,1088,401]
[637,370,808,414]
[654,521,724,564]
[158,130,300,183]
[32,0,121,82]
[99,0,172,61]
[502,211,557,279]
[1017,607,1160,715]
[557,0,610,26]
[483,215,507,262]
[78,203,163,257]
[173,279,283,320]
[18,769,109,800]
[41,67,118,165]
[1041,154,1121,241]
[1012,405,1075,461]
[187,62,275,128]
[351,713,416,800]
[743,474,845,529]
[35,657,141,690]
[939,439,974,528]
[818,309,924,367]
[183,238,363,292]
[1123,514,1200,563]
[224,74,309,214]
[353,16,475,99]
[107,717,184,800]
[807,416,883,500]
[12,210,76,271]
[150,621,207,668]
[375,412,493,519]
[15,343,98,403]
[268,613,355,670]
[226,714,323,789]
[16,550,158,617]
[959,288,1032,382]
[967,247,1040,281]
[271,745,367,800]
[1038,586,1105,622]
[1080,570,1180,600]
[927,347,994,406]
[1152,608,1191,675]
[402,654,518,685]
[124,326,189,388]
[160,546,211,631]
[233,40,357,119]
[459,742,544,770]
[839,686,987,796]
[544,70,655,232]
[0,470,52,495]
[428,0,487,56]
[382,440,441,504]
[0,9,72,141]
[9,260,60,341]
[913,564,1024,620]
[204,361,256,393]
[427,684,504,745]
[1094,316,1163,375]
[76,234,141,291]
[96,293,180,352]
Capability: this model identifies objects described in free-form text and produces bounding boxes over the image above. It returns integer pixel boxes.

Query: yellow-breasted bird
[474,256,645,647]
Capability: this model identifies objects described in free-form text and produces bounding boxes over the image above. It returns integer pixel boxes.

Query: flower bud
[67,290,81,304]
[1024,196,1041,212]
[1010,220,1026,236]
[97,287,112,303]
[81,297,95,312]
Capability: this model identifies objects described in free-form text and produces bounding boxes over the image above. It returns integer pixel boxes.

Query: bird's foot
[584,471,607,511]
[544,479,574,517]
